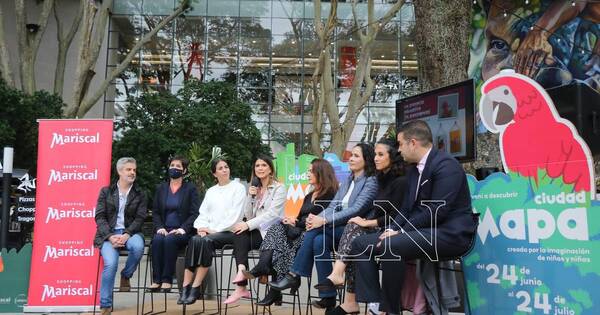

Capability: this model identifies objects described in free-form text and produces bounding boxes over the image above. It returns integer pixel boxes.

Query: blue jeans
[290,225,344,298]
[100,229,144,308]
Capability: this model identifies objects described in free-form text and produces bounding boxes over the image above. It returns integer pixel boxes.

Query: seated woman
[177,159,247,305]
[270,143,378,310]
[242,158,339,306]
[315,138,407,315]
[224,155,287,304]
[149,155,200,293]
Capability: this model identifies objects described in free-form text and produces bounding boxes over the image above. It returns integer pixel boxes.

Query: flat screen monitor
[395,79,476,162]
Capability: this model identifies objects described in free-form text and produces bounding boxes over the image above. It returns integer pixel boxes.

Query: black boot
[183,286,203,305]
[269,273,301,293]
[243,249,273,279]
[177,285,191,305]
[256,288,282,306]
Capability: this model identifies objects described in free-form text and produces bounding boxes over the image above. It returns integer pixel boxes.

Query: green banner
[0,244,31,313]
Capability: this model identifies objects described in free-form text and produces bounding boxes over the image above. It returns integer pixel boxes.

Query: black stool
[93,245,148,314]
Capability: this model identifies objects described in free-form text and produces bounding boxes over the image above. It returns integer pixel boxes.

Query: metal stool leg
[93,253,101,314]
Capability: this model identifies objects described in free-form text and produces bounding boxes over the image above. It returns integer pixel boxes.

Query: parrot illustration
[479,69,594,193]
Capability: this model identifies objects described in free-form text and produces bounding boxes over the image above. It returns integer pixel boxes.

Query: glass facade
[106,0,418,154]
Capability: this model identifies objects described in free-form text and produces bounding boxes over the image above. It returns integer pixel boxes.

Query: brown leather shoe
[100,307,111,315]
[119,276,131,292]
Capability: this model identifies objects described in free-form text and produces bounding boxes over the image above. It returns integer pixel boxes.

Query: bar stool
[140,244,188,315]
[93,245,148,314]
[180,244,234,315]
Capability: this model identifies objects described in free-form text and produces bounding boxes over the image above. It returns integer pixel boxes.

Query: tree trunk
[15,0,54,95]
[310,0,337,157]
[0,5,14,87]
[413,0,471,90]
[330,0,402,158]
[414,0,502,172]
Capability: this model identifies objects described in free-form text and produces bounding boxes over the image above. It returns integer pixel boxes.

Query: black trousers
[351,226,473,314]
[231,229,263,285]
[151,231,190,283]
[184,232,235,270]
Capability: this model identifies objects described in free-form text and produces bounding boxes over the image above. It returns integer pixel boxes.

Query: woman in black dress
[242,158,339,306]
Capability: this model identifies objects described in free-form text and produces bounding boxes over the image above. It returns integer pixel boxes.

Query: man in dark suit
[350,120,477,315]
[94,157,147,315]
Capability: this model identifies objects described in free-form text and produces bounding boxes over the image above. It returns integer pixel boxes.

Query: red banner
[25,120,113,312]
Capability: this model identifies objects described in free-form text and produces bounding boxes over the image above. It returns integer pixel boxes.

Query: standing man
[94,157,147,315]
[350,120,477,315]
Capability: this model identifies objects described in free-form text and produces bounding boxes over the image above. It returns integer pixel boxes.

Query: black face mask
[168,168,184,179]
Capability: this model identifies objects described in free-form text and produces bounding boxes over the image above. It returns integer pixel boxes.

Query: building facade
[107,0,418,154]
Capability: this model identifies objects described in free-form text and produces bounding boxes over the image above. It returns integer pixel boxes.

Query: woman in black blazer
[148,155,200,292]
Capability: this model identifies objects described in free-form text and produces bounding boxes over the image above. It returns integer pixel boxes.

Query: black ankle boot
[243,250,273,279]
[256,288,282,306]
[183,286,203,305]
[269,273,301,293]
[177,285,191,305]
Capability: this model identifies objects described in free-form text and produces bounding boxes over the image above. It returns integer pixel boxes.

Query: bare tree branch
[73,0,191,118]
[54,0,84,96]
[0,5,14,86]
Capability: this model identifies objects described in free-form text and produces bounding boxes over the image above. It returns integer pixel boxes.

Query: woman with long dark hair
[149,156,200,293]
[269,143,379,310]
[315,138,407,315]
[177,158,247,305]
[242,158,339,306]
[224,155,287,304]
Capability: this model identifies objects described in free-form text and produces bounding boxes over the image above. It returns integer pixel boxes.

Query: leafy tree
[112,80,271,199]
[0,80,63,173]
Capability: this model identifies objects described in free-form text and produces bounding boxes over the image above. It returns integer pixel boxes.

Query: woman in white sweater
[224,155,286,304]
[177,159,246,305]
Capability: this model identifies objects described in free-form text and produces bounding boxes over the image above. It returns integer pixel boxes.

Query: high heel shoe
[314,278,344,290]
[177,285,191,305]
[223,289,251,304]
[256,289,282,306]
[269,273,300,293]
[182,286,203,305]
[311,297,336,309]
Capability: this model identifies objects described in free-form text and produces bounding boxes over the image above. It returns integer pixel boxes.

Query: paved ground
[19,254,466,314]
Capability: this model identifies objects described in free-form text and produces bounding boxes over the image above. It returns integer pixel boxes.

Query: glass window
[240,1,272,18]
[208,0,240,17]
[271,18,302,36]
[112,0,142,15]
[272,1,304,19]
[142,0,174,15]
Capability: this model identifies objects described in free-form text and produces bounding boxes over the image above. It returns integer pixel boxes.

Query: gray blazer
[244,181,286,237]
[319,174,378,226]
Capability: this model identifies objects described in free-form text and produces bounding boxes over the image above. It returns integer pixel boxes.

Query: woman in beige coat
[224,155,286,304]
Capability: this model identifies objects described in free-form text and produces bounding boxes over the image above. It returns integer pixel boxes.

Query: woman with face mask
[148,156,200,293]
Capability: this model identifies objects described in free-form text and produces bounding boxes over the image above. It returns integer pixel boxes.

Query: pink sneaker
[223,289,251,304]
